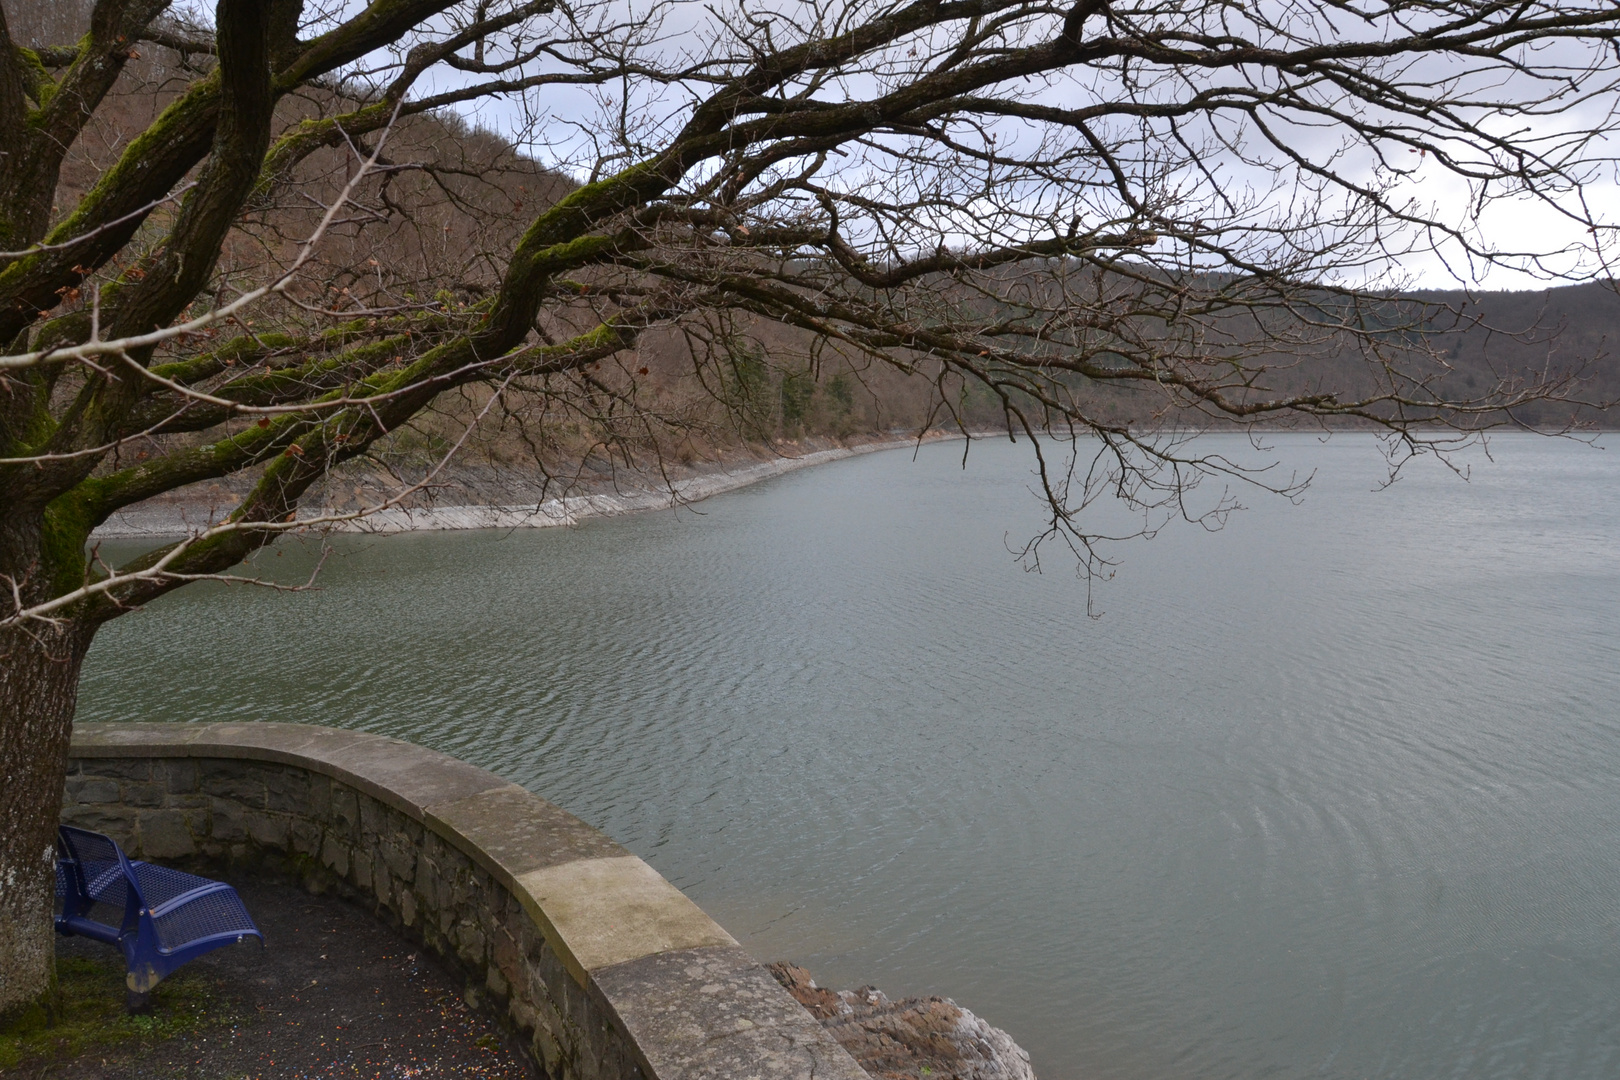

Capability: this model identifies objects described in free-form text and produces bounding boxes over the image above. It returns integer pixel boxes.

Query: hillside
[1414,282,1620,425]
[10,0,1618,534]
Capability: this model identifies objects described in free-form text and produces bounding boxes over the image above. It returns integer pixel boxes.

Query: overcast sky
[222,0,1620,291]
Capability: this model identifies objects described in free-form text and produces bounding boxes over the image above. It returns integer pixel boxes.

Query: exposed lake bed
[80,433,1620,1079]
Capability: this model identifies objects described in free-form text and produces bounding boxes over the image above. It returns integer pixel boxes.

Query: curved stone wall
[62,722,867,1080]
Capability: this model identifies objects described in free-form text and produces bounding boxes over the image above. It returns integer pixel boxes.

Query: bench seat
[55,825,262,1008]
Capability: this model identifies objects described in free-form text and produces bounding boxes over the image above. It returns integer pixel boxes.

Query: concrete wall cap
[594,944,870,1080]
[425,784,628,888]
[74,722,510,815]
[515,855,737,986]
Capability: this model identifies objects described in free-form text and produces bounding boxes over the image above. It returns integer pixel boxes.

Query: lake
[79,432,1620,1080]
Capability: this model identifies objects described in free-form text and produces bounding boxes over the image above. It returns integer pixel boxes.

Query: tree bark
[0,615,93,1026]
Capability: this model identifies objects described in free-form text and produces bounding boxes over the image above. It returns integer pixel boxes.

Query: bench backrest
[58,825,143,933]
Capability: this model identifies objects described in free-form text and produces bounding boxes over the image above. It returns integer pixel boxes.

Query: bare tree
[3,0,1619,1024]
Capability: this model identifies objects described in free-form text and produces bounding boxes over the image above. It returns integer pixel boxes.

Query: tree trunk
[0,619,92,1028]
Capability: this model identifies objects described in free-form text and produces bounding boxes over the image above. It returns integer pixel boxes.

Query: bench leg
[125,988,153,1014]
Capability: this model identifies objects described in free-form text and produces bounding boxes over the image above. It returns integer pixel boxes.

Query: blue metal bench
[54,825,263,1010]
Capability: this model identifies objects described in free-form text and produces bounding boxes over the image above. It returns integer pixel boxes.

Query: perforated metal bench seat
[55,825,262,1007]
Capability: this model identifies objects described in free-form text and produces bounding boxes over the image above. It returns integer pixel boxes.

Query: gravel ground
[39,875,536,1080]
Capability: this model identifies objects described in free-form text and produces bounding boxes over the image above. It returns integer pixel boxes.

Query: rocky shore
[769,963,1036,1080]
[92,432,962,539]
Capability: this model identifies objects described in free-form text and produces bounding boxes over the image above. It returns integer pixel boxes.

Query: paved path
[47,875,535,1080]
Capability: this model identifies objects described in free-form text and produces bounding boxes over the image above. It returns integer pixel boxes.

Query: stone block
[532,1030,562,1080]
[208,778,269,810]
[210,797,249,843]
[196,757,255,781]
[166,793,211,810]
[122,781,167,808]
[295,735,511,819]
[454,920,487,965]
[307,773,332,819]
[524,958,571,1033]
[486,964,509,1001]
[493,930,522,986]
[358,795,386,839]
[414,852,440,901]
[264,770,312,814]
[159,759,197,794]
[521,991,566,1078]
[182,721,341,761]
[380,837,415,882]
[331,786,360,837]
[320,835,351,877]
[352,850,374,890]
[80,759,153,782]
[198,760,268,808]
[290,818,322,856]
[67,777,121,805]
[427,785,626,885]
[436,869,458,914]
[245,811,290,848]
[513,856,735,984]
[400,887,417,928]
[592,945,868,1080]
[60,804,137,841]
[508,995,537,1035]
[137,809,197,859]
[506,907,535,952]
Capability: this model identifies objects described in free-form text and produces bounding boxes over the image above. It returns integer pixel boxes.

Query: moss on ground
[0,955,242,1071]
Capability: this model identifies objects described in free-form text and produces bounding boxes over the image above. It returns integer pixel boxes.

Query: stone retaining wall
[62,722,867,1080]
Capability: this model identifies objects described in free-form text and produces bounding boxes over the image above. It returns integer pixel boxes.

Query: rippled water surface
[80,433,1620,1079]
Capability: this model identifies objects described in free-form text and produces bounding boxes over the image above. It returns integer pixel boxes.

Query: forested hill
[9,0,1615,486]
[1409,282,1620,424]
[1053,278,1620,433]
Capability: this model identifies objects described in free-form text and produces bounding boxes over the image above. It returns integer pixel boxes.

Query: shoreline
[93,425,1576,541]
[92,433,961,540]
